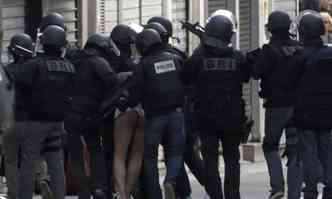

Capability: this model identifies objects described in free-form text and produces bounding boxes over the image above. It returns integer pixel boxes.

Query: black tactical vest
[142,51,184,115]
[197,49,246,133]
[30,57,76,120]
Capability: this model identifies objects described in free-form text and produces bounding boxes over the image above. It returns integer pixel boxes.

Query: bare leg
[113,111,137,199]
[125,116,144,198]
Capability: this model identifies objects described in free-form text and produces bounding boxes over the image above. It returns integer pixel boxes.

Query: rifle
[180,21,228,49]
[83,76,135,129]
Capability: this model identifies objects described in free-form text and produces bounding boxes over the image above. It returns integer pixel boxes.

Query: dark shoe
[164,182,176,199]
[39,180,53,199]
[303,190,319,199]
[93,189,106,199]
[268,191,284,199]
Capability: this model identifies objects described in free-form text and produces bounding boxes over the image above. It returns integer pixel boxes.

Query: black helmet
[205,15,234,43]
[136,29,162,55]
[8,33,33,57]
[144,22,168,43]
[40,25,67,48]
[266,11,291,33]
[110,24,138,48]
[299,13,325,41]
[85,33,112,54]
[39,13,66,32]
[147,16,173,38]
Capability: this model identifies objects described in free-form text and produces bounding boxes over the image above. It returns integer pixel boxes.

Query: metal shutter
[239,0,253,121]
[44,0,78,43]
[0,0,25,63]
[208,0,227,15]
[141,0,162,24]
[119,0,140,24]
[272,0,297,19]
[172,0,187,52]
[98,0,118,34]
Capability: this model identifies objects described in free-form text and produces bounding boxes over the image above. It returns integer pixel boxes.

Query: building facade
[0,0,80,62]
[0,0,189,60]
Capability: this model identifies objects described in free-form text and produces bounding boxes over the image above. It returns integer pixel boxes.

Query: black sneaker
[268,191,284,199]
[164,182,176,199]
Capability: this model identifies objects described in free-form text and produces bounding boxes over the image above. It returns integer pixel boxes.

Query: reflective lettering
[46,61,75,73]
[203,58,237,71]
[154,60,176,74]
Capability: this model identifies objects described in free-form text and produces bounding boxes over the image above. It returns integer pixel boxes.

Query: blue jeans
[263,107,303,199]
[299,129,332,199]
[143,109,186,199]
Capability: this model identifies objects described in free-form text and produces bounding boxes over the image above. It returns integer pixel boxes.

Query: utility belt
[145,105,183,118]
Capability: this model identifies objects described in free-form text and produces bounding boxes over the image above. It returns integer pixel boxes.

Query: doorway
[25,0,43,40]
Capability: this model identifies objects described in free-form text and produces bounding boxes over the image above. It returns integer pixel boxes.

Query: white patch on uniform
[154,60,176,74]
[0,72,3,82]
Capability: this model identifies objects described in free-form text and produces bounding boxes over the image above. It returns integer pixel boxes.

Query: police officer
[290,13,332,199]
[147,16,187,61]
[146,17,205,199]
[1,33,32,199]
[181,13,250,199]
[64,33,118,199]
[14,25,74,199]
[253,11,303,199]
[132,29,185,199]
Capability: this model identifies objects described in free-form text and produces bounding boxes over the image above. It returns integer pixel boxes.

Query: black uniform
[133,30,185,198]
[181,43,250,199]
[15,52,75,199]
[64,48,118,199]
[253,36,304,199]
[289,37,332,199]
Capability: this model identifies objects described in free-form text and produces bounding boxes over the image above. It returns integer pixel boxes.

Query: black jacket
[70,48,118,116]
[253,37,300,108]
[4,59,30,121]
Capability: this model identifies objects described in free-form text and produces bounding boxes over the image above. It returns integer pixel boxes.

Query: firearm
[83,76,135,129]
[180,21,228,49]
